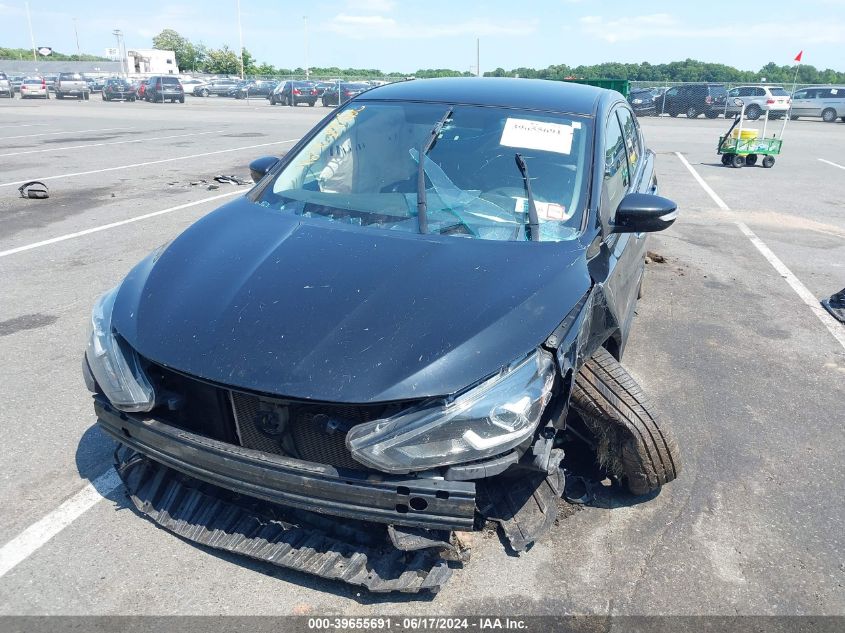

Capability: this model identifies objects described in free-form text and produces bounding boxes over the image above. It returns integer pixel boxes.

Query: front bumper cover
[94,396,476,532]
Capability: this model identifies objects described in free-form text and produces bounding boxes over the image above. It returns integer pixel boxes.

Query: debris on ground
[214,174,251,186]
[17,181,49,199]
[645,250,666,264]
[821,288,845,323]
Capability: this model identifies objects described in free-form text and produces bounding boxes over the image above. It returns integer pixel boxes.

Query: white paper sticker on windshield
[500,118,573,155]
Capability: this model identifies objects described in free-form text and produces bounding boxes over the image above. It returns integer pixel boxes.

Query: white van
[790,86,845,122]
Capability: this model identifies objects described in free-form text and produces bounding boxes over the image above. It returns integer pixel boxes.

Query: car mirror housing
[249,156,281,183]
[612,193,678,234]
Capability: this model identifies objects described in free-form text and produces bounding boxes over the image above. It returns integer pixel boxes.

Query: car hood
[113,198,591,403]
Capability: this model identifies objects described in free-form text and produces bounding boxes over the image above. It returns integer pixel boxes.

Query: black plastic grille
[229,391,285,455]
[230,392,377,470]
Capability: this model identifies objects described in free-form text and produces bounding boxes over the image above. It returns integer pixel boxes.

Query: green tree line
[0,46,109,62]
[5,31,844,84]
[484,59,845,85]
[150,29,479,78]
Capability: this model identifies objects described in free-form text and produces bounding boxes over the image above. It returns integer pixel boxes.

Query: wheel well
[602,335,622,361]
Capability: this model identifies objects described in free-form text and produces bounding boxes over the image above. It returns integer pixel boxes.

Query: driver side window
[603,110,627,225]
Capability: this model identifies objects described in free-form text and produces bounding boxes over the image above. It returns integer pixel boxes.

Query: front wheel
[201,89,209,97]
[569,347,682,496]
[745,105,762,120]
[822,108,837,123]
[762,156,775,168]
[721,153,732,166]
[731,154,745,168]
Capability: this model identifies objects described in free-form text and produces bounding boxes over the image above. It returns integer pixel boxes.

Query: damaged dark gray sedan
[84,78,681,593]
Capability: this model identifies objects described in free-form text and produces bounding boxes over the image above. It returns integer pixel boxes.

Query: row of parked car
[0,71,116,98]
[627,83,845,122]
[191,78,374,107]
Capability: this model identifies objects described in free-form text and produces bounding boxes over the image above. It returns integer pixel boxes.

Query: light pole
[113,30,125,78]
[476,38,480,77]
[25,1,37,62]
[73,18,81,57]
[236,0,245,79]
[303,15,309,80]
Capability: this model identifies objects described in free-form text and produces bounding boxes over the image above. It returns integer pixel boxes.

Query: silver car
[724,85,791,120]
[790,86,845,122]
[0,72,13,98]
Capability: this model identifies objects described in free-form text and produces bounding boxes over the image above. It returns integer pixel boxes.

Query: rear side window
[163,77,179,85]
[59,73,82,80]
[0,73,7,80]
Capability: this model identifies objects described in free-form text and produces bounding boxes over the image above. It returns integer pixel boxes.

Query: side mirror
[612,193,677,234]
[733,97,744,107]
[249,155,281,183]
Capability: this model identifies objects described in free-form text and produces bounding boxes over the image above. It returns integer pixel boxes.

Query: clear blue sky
[2,0,843,72]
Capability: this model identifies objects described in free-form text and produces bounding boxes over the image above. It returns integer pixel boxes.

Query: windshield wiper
[417,107,453,234]
[514,153,541,241]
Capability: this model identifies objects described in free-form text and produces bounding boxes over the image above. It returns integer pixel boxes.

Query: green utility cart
[717,99,784,168]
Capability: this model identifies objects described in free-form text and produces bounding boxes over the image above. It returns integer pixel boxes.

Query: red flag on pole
[794,50,803,62]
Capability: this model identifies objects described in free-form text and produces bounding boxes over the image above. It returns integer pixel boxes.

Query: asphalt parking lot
[0,94,843,616]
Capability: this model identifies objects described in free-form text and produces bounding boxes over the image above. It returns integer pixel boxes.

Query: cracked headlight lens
[346,349,555,473]
[85,287,155,412]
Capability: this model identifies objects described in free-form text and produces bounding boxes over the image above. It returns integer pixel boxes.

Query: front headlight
[85,287,155,412]
[346,350,556,473]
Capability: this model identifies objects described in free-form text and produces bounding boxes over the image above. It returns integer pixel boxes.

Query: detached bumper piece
[821,288,845,323]
[115,447,460,593]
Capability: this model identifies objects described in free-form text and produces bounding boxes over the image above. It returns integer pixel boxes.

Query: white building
[126,49,179,75]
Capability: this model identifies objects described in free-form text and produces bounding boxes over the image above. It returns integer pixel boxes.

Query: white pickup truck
[55,72,90,100]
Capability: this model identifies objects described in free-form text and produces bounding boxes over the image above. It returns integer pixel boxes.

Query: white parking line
[0,469,121,579]
[818,158,845,171]
[0,123,49,130]
[675,152,845,352]
[0,190,242,258]
[0,139,297,189]
[0,130,224,158]
[674,152,730,211]
[1,126,131,141]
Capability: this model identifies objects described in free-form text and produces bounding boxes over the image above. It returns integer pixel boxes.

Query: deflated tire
[570,347,681,495]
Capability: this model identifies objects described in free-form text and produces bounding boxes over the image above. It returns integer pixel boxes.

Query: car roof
[361,77,606,116]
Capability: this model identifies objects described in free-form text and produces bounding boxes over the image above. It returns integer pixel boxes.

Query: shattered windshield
[254,102,591,241]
